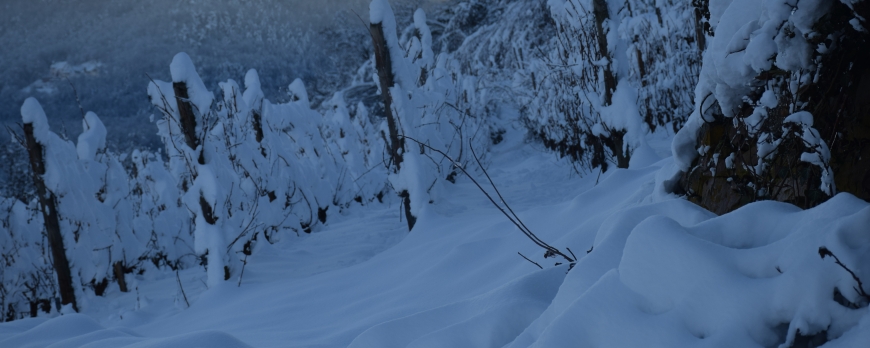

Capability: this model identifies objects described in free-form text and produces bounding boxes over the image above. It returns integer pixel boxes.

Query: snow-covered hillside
[1,0,869,347]
[1,120,869,347]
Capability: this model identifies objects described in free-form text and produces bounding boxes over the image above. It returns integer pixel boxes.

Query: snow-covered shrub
[474,0,700,173]
[522,0,635,171]
[620,0,701,132]
[14,98,152,311]
[76,112,145,293]
[321,92,389,207]
[368,0,492,229]
[672,0,870,214]
[434,0,554,148]
[128,149,195,270]
[0,143,35,203]
[146,51,394,286]
[0,198,56,321]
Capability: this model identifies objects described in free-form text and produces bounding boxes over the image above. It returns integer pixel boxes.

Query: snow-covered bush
[672,0,870,214]
[521,0,701,173]
[421,0,699,175]
[620,0,701,132]
[368,0,493,229]
[128,149,195,271]
[0,198,55,321]
[0,143,35,203]
[12,98,155,312]
[146,51,394,286]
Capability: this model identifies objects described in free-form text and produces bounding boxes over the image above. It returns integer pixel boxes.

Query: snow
[286,78,310,106]
[20,97,50,141]
[412,9,434,68]
[2,118,869,347]
[169,52,214,116]
[77,112,108,161]
[600,80,645,150]
[3,1,870,347]
[242,69,264,111]
[784,110,814,127]
[369,0,391,24]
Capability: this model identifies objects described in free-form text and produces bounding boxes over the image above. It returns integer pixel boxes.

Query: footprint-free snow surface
[1,126,869,347]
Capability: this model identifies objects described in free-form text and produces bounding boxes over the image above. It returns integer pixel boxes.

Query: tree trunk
[370,21,416,231]
[23,123,78,312]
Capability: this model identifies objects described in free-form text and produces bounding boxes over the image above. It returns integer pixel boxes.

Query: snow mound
[0,313,249,348]
[518,194,870,347]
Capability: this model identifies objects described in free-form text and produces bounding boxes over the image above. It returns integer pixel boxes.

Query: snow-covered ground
[1,115,867,347]
[3,0,869,346]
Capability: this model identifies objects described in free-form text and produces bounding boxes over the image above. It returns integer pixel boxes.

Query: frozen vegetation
[1,0,869,347]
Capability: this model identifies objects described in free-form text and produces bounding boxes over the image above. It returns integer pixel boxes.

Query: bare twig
[66,78,87,122]
[469,145,559,255]
[566,247,578,260]
[518,252,543,269]
[175,269,190,307]
[238,253,248,287]
[819,247,870,303]
[400,135,575,264]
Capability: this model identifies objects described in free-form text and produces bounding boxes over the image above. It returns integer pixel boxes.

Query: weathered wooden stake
[173,81,226,279]
[23,123,78,312]
[113,261,128,293]
[370,21,416,231]
[592,0,630,168]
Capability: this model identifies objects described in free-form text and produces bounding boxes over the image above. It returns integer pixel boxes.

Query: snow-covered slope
[1,121,867,347]
[3,1,869,346]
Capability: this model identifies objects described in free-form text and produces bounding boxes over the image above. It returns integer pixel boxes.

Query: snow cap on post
[21,97,50,141]
[169,52,214,115]
[288,78,310,107]
[76,111,107,161]
[369,0,411,88]
[243,69,264,110]
[369,0,393,25]
[413,9,434,68]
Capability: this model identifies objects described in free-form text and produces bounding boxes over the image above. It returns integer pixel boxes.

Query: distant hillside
[0,0,438,150]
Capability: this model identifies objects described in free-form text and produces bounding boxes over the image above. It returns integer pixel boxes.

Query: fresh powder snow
[1,0,869,347]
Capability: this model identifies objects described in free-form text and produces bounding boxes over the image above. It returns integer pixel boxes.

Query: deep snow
[1,118,867,347]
